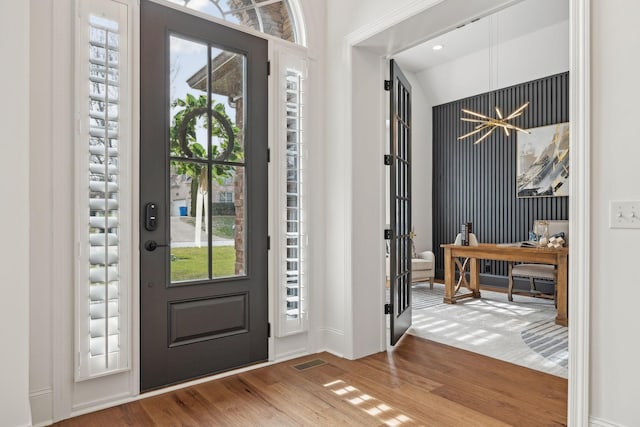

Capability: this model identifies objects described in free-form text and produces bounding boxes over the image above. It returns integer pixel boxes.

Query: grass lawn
[170,246,236,282]
[212,216,235,239]
[180,216,235,239]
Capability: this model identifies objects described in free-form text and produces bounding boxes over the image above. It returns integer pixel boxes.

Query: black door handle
[145,240,170,251]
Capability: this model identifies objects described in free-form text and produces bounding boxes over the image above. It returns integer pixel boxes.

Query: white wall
[349,46,390,357]
[416,19,569,106]
[591,2,640,425]
[405,71,433,253]
[29,1,54,422]
[0,2,32,426]
[324,0,431,358]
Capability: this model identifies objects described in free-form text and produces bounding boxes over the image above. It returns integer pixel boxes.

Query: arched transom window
[168,0,303,45]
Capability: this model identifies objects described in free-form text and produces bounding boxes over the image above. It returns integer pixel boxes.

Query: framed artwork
[516,122,569,198]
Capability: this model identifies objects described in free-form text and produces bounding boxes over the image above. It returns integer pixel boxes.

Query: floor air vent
[292,358,327,371]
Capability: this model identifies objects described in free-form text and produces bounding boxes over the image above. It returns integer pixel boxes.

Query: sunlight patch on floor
[324,379,413,426]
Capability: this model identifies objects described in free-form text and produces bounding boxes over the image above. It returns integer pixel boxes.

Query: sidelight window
[75,0,132,380]
[275,52,307,336]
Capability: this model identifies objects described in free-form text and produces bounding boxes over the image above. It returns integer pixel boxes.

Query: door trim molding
[568,0,590,425]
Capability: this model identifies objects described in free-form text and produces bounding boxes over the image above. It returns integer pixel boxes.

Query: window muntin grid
[166,0,301,44]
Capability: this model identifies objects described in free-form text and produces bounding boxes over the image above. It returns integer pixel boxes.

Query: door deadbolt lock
[145,202,159,231]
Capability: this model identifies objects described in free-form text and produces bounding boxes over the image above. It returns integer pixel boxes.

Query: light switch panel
[610,201,640,229]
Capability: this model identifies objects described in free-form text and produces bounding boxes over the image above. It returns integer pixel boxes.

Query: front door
[388,59,413,346]
[140,1,268,391]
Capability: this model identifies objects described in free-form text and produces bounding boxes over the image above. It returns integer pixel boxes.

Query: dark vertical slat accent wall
[432,72,569,282]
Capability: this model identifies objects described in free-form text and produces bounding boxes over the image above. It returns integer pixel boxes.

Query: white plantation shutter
[276,52,307,337]
[75,0,131,380]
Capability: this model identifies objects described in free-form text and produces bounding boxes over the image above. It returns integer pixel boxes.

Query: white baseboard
[71,391,136,418]
[320,327,344,357]
[272,348,311,363]
[590,416,626,427]
[29,387,53,427]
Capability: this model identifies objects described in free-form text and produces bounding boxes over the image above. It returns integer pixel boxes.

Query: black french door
[388,59,413,346]
[140,0,268,391]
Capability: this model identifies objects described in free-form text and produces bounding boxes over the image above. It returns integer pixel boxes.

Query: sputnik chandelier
[458,101,531,144]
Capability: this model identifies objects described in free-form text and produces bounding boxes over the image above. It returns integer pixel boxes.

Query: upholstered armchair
[386,250,435,288]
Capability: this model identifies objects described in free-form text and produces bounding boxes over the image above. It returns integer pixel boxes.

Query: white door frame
[342,0,590,425]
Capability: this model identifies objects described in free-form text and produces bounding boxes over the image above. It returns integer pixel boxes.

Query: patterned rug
[403,282,568,378]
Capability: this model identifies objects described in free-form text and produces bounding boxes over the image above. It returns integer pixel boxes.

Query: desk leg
[556,254,568,326]
[443,247,455,304]
[470,257,481,298]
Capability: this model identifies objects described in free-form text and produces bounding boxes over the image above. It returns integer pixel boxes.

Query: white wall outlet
[610,201,640,229]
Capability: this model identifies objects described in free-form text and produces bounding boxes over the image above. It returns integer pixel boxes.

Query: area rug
[406,283,568,378]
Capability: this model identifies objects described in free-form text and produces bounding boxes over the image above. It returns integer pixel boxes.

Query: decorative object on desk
[535,220,549,242]
[547,235,565,248]
[517,122,570,198]
[534,219,569,247]
[458,102,531,144]
[460,223,469,245]
[528,231,538,242]
[453,232,478,246]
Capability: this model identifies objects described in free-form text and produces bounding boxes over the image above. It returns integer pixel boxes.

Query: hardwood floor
[55,335,567,426]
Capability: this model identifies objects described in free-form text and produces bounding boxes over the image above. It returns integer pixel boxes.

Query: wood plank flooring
[54,335,567,426]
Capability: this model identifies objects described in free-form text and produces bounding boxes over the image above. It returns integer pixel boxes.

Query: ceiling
[393,0,569,73]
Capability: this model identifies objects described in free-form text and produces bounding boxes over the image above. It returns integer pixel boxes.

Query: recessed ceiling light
[432,44,444,51]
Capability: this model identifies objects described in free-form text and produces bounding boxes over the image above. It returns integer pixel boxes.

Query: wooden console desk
[441,243,569,326]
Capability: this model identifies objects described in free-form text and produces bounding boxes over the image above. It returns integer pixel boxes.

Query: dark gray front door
[140,0,268,391]
[389,59,412,346]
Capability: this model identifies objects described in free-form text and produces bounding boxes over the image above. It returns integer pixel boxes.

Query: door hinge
[384,229,393,240]
[267,235,271,250]
[384,303,392,314]
[267,61,271,76]
[384,154,393,165]
[268,322,271,338]
[384,80,392,91]
[267,147,271,163]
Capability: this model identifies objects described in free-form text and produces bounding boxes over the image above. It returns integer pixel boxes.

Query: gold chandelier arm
[458,124,491,140]
[458,101,530,143]
[497,122,531,134]
[461,117,490,124]
[505,111,525,120]
[473,127,496,144]
[504,101,530,120]
[461,109,493,120]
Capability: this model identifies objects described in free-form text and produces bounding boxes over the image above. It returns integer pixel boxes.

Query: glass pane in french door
[170,162,209,283]
[210,46,245,163]
[212,165,245,278]
[169,35,209,160]
[168,34,248,284]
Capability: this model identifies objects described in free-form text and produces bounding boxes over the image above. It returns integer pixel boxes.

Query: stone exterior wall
[228,0,295,42]
[233,97,245,275]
